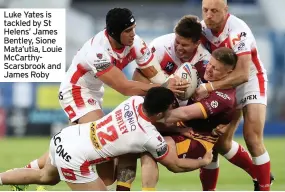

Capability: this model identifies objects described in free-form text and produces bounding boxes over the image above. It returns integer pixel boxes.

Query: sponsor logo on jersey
[95,62,111,72]
[90,122,102,149]
[215,91,231,100]
[124,103,136,131]
[237,41,246,51]
[165,61,174,73]
[53,131,72,162]
[240,94,257,104]
[156,143,168,157]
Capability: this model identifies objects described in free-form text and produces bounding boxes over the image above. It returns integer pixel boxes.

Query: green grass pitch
[0,137,284,191]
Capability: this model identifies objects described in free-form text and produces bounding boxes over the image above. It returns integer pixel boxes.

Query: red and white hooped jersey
[149,33,211,76]
[59,29,154,101]
[201,14,267,81]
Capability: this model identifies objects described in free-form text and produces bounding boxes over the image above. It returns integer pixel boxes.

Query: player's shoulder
[84,31,106,54]
[133,34,146,47]
[228,14,251,33]
[151,33,175,45]
[129,96,144,105]
[150,33,174,54]
[196,44,211,60]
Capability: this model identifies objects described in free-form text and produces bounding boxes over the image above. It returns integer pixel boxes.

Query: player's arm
[143,132,212,173]
[132,68,152,83]
[164,102,206,123]
[134,37,168,84]
[165,91,233,124]
[157,137,212,173]
[99,65,158,96]
[86,47,161,96]
[204,31,253,91]
[211,54,251,90]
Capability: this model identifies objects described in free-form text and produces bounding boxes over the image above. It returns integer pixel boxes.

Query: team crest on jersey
[97,53,103,59]
[151,47,156,53]
[165,61,174,72]
[88,98,96,105]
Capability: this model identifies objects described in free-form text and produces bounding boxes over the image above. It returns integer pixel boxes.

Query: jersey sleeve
[85,46,113,77]
[143,129,169,160]
[229,24,254,56]
[133,35,154,67]
[198,90,235,118]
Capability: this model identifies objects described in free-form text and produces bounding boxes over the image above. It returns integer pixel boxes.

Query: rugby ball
[174,62,198,100]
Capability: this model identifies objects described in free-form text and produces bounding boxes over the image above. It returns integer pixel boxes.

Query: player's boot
[36,186,46,191]
[10,185,29,191]
[253,172,275,191]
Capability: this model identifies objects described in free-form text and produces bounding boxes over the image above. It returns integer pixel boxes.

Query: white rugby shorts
[59,86,103,122]
[236,75,267,109]
[49,126,99,183]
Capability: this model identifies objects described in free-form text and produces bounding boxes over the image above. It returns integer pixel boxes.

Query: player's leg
[199,150,219,191]
[19,109,106,187]
[243,103,270,190]
[116,154,138,191]
[214,109,257,181]
[0,156,59,186]
[66,178,107,191]
[140,153,158,191]
[237,77,271,191]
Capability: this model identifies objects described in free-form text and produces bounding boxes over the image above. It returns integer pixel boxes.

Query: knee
[39,171,59,185]
[214,137,232,155]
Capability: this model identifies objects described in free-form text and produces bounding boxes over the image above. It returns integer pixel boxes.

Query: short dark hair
[212,47,238,69]
[174,15,202,43]
[143,87,175,116]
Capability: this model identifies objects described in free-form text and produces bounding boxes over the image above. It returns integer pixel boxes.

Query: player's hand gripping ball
[174,62,198,100]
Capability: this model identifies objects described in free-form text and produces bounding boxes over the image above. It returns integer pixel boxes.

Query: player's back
[59,96,160,161]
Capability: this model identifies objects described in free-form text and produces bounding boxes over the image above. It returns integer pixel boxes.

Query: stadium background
[0,0,284,190]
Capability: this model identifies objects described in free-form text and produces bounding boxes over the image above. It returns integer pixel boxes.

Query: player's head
[143,87,176,121]
[204,47,237,81]
[174,15,202,62]
[106,8,136,46]
[202,0,228,31]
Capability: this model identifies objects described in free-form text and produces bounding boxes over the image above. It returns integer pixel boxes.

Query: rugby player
[196,0,273,190]
[0,87,213,191]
